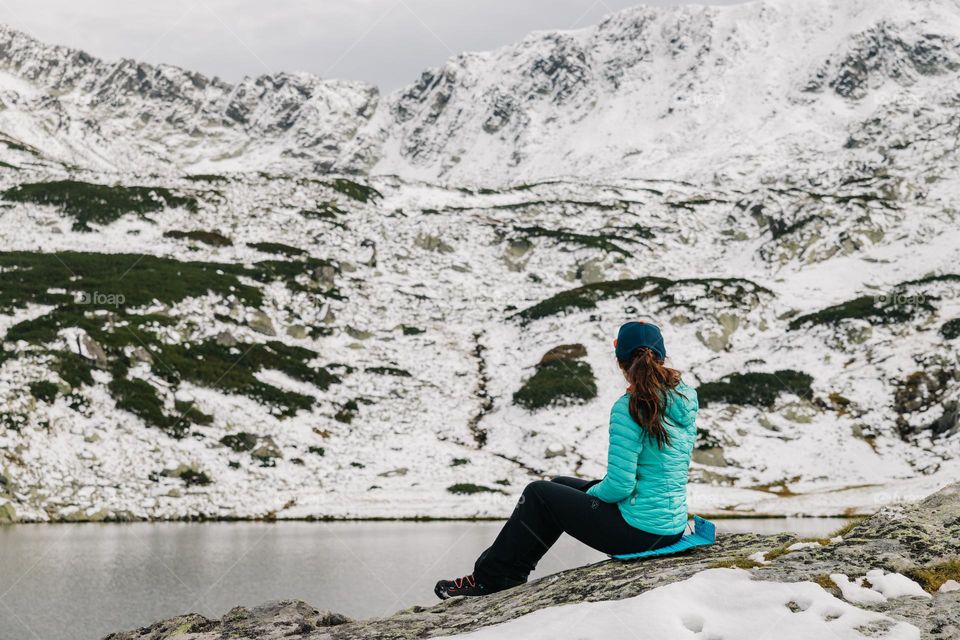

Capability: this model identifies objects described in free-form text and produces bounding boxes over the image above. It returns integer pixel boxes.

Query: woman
[435,321,698,598]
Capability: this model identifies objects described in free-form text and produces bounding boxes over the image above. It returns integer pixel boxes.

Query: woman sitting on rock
[435,321,699,598]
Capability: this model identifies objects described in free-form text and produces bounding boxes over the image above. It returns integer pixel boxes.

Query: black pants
[473,476,682,590]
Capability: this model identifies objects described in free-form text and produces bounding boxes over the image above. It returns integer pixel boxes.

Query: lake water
[0,518,848,640]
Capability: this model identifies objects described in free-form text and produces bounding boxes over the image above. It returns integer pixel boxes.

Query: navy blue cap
[615,321,666,363]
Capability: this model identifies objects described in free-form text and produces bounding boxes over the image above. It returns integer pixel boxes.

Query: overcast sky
[0,0,747,90]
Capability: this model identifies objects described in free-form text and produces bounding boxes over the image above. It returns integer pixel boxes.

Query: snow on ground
[453,569,920,640]
[831,570,931,605]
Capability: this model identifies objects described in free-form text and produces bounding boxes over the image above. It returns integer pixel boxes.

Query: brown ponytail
[623,348,682,448]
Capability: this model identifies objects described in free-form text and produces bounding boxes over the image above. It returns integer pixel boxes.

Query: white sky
[0,0,748,90]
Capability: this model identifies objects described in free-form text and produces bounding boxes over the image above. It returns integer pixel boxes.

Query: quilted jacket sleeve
[586,395,642,504]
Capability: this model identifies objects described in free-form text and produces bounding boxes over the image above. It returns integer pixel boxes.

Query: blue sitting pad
[610,515,716,560]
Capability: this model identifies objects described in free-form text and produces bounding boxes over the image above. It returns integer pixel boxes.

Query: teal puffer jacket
[586,381,698,535]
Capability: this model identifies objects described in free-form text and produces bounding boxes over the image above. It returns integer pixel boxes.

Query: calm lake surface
[0,518,848,640]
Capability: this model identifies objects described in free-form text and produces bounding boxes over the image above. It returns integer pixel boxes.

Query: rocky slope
[106,482,960,639]
[0,168,957,522]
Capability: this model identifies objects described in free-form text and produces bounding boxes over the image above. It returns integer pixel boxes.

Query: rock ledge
[108,484,960,639]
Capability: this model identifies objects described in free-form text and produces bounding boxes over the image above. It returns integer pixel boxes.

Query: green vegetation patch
[164,230,233,247]
[698,370,814,408]
[708,557,761,570]
[184,174,227,183]
[366,366,412,377]
[149,341,337,417]
[904,558,960,592]
[941,318,960,340]
[246,242,307,257]
[174,400,214,426]
[516,277,771,323]
[28,380,59,403]
[447,483,506,495]
[789,295,930,330]
[328,178,382,204]
[2,180,198,231]
[244,257,342,299]
[0,251,261,314]
[54,352,95,388]
[109,376,187,438]
[301,202,345,221]
[514,344,596,410]
[513,225,635,255]
[400,325,425,336]
[789,276,960,330]
[1,251,341,424]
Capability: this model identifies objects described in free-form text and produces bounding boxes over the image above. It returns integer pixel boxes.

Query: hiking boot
[435,574,487,599]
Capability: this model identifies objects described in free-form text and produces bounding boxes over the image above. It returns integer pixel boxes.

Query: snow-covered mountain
[4,0,960,185]
[0,0,959,522]
[0,24,379,174]
[348,0,960,185]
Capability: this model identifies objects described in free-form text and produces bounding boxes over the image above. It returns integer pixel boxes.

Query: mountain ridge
[3,0,960,183]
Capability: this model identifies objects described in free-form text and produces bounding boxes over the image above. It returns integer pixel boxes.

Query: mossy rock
[0,501,17,523]
[514,346,597,411]
[220,432,258,453]
[894,370,952,417]
[162,464,212,487]
[2,180,198,231]
[179,469,212,487]
[251,437,282,465]
[538,343,587,366]
[334,399,359,424]
[698,370,813,408]
[414,233,455,253]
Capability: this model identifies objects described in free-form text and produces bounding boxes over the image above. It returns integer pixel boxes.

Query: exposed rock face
[106,483,960,639]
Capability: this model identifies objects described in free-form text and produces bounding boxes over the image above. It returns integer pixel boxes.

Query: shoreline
[0,512,860,525]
